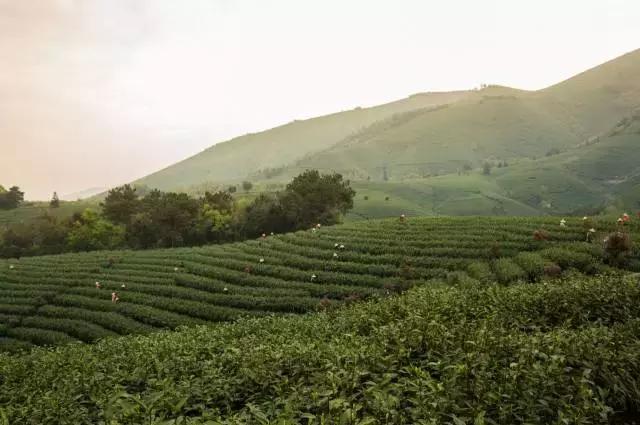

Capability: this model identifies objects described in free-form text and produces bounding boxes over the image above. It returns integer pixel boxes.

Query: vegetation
[0,216,637,354]
[0,185,24,210]
[0,171,354,258]
[121,50,640,220]
[1,273,640,423]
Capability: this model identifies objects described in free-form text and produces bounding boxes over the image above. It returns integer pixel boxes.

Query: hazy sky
[1,0,639,200]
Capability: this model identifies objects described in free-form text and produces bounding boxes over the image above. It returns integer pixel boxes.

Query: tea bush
[0,216,636,351]
[1,274,639,424]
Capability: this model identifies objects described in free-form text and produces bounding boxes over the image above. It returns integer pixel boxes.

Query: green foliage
[0,215,637,355]
[513,252,546,282]
[66,209,125,252]
[493,258,526,283]
[101,184,139,224]
[242,170,355,237]
[0,186,24,210]
[1,275,640,423]
[242,181,253,192]
[466,261,494,282]
[281,170,355,229]
[540,247,598,273]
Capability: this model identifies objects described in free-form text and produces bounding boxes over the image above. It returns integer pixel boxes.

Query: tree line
[0,170,355,258]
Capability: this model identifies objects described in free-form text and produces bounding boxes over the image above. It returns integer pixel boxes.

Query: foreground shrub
[540,247,598,273]
[514,252,546,282]
[493,258,527,283]
[1,276,640,423]
[467,261,494,282]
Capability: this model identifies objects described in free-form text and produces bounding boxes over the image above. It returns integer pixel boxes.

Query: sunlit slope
[293,89,579,178]
[290,50,640,180]
[539,48,640,137]
[134,91,473,191]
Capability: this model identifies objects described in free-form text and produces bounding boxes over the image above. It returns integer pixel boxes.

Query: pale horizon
[1,0,639,200]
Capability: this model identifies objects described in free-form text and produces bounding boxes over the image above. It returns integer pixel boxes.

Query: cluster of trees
[0,186,24,210]
[0,171,355,258]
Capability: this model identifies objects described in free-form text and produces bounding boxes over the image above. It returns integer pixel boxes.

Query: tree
[138,191,200,247]
[0,186,24,210]
[242,181,253,192]
[228,185,237,194]
[482,162,492,176]
[101,185,140,224]
[241,193,291,237]
[50,192,60,208]
[203,191,235,214]
[66,209,125,252]
[279,170,355,230]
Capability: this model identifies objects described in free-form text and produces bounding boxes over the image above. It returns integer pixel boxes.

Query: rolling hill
[134,91,474,191]
[346,111,640,219]
[134,49,640,196]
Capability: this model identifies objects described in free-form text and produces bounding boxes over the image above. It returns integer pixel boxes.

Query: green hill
[134,91,474,191]
[133,49,640,199]
[289,50,640,181]
[2,216,636,353]
[0,201,91,229]
[343,110,640,219]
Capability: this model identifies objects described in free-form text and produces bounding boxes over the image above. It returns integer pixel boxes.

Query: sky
[1,0,639,200]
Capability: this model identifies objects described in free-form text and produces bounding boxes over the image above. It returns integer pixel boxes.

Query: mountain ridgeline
[135,49,640,216]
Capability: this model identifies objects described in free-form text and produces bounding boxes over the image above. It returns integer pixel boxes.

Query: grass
[0,201,92,228]
[0,216,637,353]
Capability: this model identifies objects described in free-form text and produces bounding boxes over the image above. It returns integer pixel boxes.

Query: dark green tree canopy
[0,186,24,210]
[101,184,139,224]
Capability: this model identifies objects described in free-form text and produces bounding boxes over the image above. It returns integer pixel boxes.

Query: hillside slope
[289,50,640,180]
[134,91,473,191]
[345,113,640,219]
[2,216,635,352]
[134,49,640,192]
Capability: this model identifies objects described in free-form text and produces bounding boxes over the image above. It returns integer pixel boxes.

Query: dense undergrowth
[1,273,639,424]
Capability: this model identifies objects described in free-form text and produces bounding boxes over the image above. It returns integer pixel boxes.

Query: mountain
[134,91,474,191]
[285,49,640,181]
[134,49,640,216]
[61,187,108,201]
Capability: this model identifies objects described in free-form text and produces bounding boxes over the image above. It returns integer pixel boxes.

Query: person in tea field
[111,291,119,303]
[95,281,102,289]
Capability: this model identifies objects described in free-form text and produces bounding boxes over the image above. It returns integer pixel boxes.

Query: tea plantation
[1,273,640,423]
[0,216,638,354]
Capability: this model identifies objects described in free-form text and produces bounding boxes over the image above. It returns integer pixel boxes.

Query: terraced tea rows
[0,216,637,352]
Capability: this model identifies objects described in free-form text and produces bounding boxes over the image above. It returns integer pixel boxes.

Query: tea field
[1,273,640,423]
[1,216,638,354]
